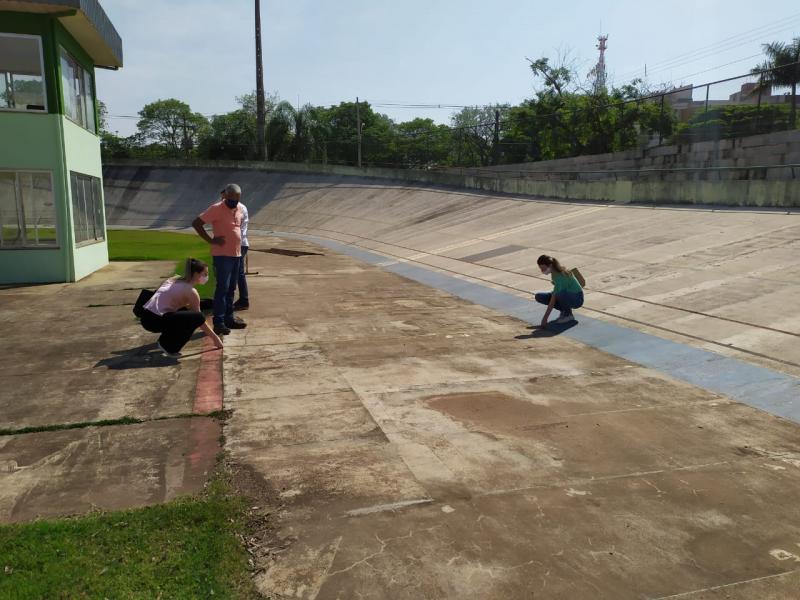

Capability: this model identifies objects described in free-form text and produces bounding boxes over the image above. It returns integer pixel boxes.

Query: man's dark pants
[212,255,241,326]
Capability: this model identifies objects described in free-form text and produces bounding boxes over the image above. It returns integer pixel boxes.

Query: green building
[0,0,122,283]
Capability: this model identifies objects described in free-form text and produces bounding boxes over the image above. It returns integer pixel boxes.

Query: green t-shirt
[552,271,582,294]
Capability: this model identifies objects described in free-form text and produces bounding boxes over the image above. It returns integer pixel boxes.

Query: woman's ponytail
[537,254,568,274]
[179,258,207,282]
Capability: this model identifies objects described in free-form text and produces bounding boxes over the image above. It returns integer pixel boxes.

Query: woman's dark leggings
[140,309,206,354]
[534,291,584,313]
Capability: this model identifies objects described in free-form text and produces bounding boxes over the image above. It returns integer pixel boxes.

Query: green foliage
[673,104,792,143]
[0,477,260,599]
[135,98,209,157]
[752,37,800,128]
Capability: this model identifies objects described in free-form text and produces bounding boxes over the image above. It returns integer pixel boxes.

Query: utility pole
[255,0,266,161]
[356,97,362,168]
[493,109,500,165]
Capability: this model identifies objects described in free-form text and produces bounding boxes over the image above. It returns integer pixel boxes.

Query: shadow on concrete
[516,321,579,339]
[94,332,205,369]
[95,350,178,370]
[254,248,325,258]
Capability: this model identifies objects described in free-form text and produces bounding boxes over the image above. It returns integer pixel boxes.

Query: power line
[617,12,800,81]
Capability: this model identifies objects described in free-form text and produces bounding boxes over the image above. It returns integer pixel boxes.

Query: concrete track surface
[104,166,800,378]
[63,166,798,597]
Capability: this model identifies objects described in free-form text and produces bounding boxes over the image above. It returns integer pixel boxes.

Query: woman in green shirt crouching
[534,254,584,327]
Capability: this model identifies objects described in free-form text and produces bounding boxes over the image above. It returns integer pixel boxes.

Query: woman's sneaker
[157,341,181,358]
[555,311,575,324]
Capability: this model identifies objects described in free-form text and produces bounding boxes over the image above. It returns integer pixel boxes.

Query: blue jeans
[535,291,584,312]
[237,245,249,303]
[212,256,241,325]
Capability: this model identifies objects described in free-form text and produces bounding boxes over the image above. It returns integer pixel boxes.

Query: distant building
[0,0,122,284]
[665,82,790,123]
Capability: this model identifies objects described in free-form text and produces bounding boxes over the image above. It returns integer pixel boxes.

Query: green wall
[1,12,106,283]
[0,113,70,283]
[63,117,107,280]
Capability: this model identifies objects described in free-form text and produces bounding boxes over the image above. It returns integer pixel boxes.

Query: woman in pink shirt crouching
[141,258,224,357]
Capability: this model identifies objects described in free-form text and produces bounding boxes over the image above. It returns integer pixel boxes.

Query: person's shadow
[94,333,205,369]
[515,320,578,339]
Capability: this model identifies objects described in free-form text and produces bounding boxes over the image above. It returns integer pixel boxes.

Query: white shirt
[240,203,249,248]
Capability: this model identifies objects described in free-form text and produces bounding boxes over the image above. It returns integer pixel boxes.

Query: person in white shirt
[234,200,250,310]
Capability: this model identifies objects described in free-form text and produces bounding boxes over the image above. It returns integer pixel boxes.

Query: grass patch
[108,229,216,297]
[0,473,261,599]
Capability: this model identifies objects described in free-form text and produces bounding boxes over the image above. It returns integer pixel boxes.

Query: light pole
[255,0,266,161]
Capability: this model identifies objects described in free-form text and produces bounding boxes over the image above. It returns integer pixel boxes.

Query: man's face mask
[225,198,239,209]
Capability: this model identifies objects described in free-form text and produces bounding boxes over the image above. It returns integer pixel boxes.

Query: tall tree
[135,99,208,156]
[752,37,800,129]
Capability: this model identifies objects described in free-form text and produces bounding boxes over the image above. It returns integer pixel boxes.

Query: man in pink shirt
[192,183,248,335]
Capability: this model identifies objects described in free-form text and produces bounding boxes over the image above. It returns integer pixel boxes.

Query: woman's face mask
[197,271,209,285]
[539,264,551,275]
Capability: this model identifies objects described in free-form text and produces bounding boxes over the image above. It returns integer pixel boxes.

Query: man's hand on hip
[211,236,226,246]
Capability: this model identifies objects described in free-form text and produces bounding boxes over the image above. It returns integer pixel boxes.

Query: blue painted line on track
[272,231,800,424]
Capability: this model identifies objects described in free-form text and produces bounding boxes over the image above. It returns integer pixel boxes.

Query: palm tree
[752,37,800,129]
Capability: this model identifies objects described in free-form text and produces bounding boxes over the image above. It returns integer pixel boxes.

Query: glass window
[0,34,46,112]
[70,172,104,245]
[60,48,96,133]
[0,171,57,248]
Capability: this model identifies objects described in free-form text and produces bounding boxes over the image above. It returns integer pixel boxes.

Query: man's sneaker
[157,341,181,358]
[225,317,247,329]
[555,311,575,324]
[214,323,231,335]
[233,299,249,311]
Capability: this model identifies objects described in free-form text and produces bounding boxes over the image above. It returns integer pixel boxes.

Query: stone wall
[481,129,800,181]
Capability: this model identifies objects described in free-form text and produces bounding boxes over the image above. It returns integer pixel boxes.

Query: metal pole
[493,109,500,165]
[755,73,763,134]
[658,94,665,145]
[255,0,266,161]
[704,84,710,117]
[356,97,362,168]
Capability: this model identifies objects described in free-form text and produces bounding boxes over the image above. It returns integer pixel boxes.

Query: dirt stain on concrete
[424,391,556,435]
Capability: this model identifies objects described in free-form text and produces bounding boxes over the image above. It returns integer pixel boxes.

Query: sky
[96,0,800,137]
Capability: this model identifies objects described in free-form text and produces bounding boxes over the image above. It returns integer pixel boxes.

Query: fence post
[658,94,665,145]
[704,84,710,117]
[755,73,763,135]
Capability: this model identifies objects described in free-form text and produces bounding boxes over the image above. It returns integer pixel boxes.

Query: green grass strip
[107,229,217,297]
[0,411,231,437]
[0,476,261,599]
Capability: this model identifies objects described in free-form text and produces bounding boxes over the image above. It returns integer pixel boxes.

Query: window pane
[70,172,103,245]
[19,173,57,246]
[92,178,104,239]
[0,35,46,111]
[60,48,96,133]
[0,173,23,247]
[60,51,76,121]
[71,173,86,243]
[82,69,95,133]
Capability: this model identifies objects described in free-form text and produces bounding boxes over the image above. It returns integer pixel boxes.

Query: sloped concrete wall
[104,158,800,208]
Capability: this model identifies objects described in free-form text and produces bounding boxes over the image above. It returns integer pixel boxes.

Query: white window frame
[59,46,96,134]
[0,32,48,113]
[0,169,58,249]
